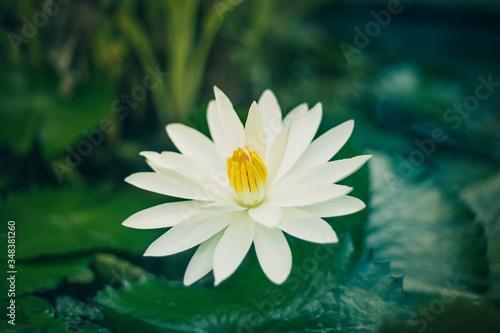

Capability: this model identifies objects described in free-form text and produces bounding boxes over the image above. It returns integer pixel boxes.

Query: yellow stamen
[227,147,268,206]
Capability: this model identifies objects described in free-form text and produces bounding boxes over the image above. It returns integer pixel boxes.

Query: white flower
[123,87,371,286]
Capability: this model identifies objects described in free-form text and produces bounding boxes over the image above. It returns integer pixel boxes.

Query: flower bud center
[227,146,268,207]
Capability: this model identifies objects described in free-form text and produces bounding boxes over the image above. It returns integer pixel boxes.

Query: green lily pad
[71,322,113,333]
[0,296,111,333]
[55,296,104,327]
[0,186,166,260]
[0,296,60,332]
[460,172,500,299]
[0,256,93,297]
[96,237,412,333]
[365,152,489,295]
[92,253,155,285]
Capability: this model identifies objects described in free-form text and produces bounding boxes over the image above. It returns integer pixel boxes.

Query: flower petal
[125,172,221,201]
[283,103,308,125]
[268,183,352,207]
[276,155,372,187]
[213,213,255,285]
[123,200,206,229]
[258,89,282,149]
[299,195,366,218]
[184,231,223,286]
[144,209,234,256]
[254,224,292,284]
[206,100,225,154]
[206,201,247,211]
[289,119,354,174]
[276,103,322,180]
[166,123,224,170]
[244,101,266,158]
[279,208,338,244]
[248,202,283,228]
[156,151,228,188]
[140,151,212,179]
[214,86,245,155]
[266,121,291,184]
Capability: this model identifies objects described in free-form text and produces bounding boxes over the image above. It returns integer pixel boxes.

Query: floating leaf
[55,296,104,327]
[460,172,500,299]
[0,186,166,260]
[0,295,111,333]
[0,257,93,296]
[365,152,489,295]
[96,237,412,333]
[92,253,155,285]
[0,296,60,332]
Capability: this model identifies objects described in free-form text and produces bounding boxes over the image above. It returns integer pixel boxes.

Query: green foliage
[0,186,166,260]
[2,257,92,296]
[461,172,500,299]
[0,66,114,159]
[1,0,499,332]
[95,238,411,333]
[0,296,110,333]
[366,152,489,295]
[0,296,60,332]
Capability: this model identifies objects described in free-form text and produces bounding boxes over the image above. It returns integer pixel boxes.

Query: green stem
[115,8,168,125]
[165,0,199,122]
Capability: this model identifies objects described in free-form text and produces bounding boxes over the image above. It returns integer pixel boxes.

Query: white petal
[156,151,214,176]
[214,86,245,155]
[156,151,228,188]
[277,155,372,187]
[268,183,352,207]
[166,123,224,170]
[144,209,234,256]
[206,100,225,154]
[125,172,220,201]
[279,208,338,244]
[140,151,168,173]
[266,121,291,184]
[141,151,213,180]
[206,201,247,211]
[283,103,308,125]
[244,101,266,158]
[276,103,322,180]
[123,200,206,229]
[254,224,292,284]
[258,90,282,149]
[213,213,255,285]
[290,119,354,174]
[184,231,223,286]
[299,195,366,218]
[248,202,283,228]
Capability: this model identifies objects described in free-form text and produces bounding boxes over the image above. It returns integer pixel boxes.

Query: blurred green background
[1,0,500,332]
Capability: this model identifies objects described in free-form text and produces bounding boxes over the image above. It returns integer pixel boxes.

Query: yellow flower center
[227,146,268,207]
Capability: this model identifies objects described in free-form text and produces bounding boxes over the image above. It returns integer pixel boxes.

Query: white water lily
[123,87,370,286]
